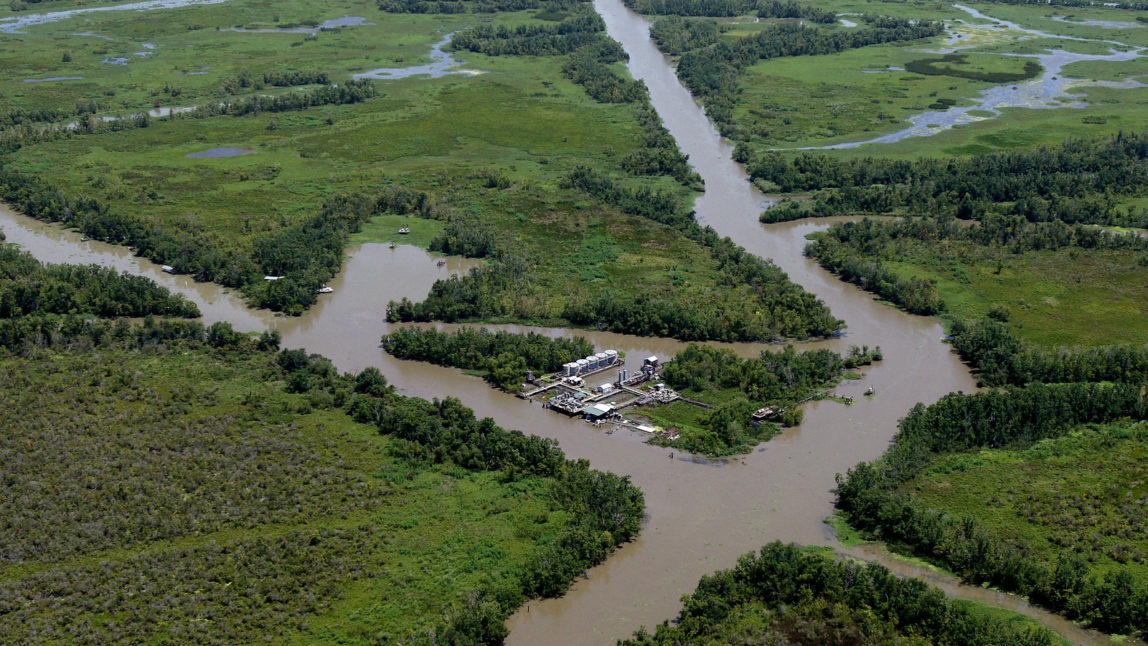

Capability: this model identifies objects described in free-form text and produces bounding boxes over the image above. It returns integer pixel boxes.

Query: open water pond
[186,146,253,158]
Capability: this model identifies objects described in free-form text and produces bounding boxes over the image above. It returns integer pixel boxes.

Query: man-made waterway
[0,0,1130,643]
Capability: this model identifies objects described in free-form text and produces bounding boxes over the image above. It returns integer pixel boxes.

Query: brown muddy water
[0,1,1128,642]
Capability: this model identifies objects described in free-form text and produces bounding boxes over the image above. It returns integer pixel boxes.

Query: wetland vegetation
[0,264,643,644]
[4,0,1148,642]
[621,542,1064,645]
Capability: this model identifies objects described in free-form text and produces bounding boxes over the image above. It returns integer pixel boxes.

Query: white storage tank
[576,359,590,374]
[604,349,618,365]
[564,362,578,377]
[585,355,599,369]
[594,352,608,368]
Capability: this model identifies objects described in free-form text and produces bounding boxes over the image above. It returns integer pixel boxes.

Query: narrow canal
[0,1,1127,642]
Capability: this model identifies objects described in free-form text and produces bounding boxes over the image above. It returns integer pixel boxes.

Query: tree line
[220,69,331,94]
[750,132,1148,228]
[378,0,589,13]
[0,240,199,319]
[803,223,945,316]
[802,213,1148,317]
[649,16,721,55]
[674,17,944,137]
[450,10,606,55]
[380,326,595,391]
[835,381,1148,635]
[626,0,836,22]
[950,317,1148,387]
[621,542,1059,645]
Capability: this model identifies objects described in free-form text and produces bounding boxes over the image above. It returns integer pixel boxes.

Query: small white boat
[317,286,333,294]
[397,227,410,234]
[389,241,396,249]
[161,265,175,274]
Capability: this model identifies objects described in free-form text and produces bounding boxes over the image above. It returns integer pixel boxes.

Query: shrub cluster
[381,326,594,390]
[621,542,1058,645]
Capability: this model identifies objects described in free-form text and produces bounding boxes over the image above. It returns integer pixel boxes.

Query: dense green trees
[950,318,1148,386]
[803,224,946,316]
[751,132,1148,227]
[621,542,1058,645]
[649,16,721,55]
[378,0,590,13]
[802,213,1147,317]
[626,0,835,21]
[220,69,330,94]
[0,243,199,318]
[381,326,595,390]
[451,11,607,55]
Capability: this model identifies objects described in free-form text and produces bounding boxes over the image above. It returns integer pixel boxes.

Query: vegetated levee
[619,542,1064,645]
[0,265,644,644]
[0,0,840,343]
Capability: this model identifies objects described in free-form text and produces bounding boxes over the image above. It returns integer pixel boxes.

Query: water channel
[0,0,1131,643]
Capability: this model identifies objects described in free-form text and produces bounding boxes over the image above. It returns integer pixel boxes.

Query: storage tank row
[561,349,619,376]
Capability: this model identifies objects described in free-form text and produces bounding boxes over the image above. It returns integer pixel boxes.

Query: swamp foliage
[381,326,594,391]
[0,237,199,319]
[754,132,1148,228]
[0,274,643,643]
[621,542,1060,645]
[802,211,1148,320]
[836,377,1148,636]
